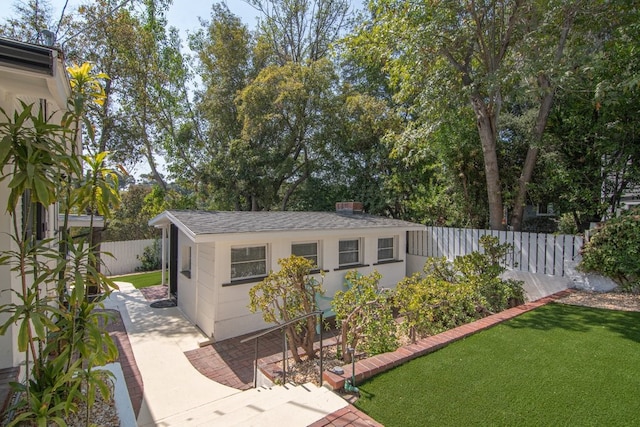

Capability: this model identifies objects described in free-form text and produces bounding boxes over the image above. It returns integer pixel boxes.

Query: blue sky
[42,0,364,40]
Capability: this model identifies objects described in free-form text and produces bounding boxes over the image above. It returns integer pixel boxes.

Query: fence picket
[545,234,555,275]
[407,227,582,277]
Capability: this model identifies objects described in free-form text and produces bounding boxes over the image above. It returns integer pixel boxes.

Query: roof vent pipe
[40,30,55,47]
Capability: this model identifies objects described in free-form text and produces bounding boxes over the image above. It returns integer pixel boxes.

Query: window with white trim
[292,241,320,268]
[338,239,361,267]
[377,237,396,262]
[231,245,267,280]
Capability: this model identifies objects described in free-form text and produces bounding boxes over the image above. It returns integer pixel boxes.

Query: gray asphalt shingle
[162,210,423,235]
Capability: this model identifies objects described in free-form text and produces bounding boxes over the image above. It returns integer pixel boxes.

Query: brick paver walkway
[185,329,285,390]
[308,406,382,427]
[105,309,144,417]
[139,284,170,301]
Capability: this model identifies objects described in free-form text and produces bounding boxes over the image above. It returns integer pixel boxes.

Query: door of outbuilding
[169,224,178,301]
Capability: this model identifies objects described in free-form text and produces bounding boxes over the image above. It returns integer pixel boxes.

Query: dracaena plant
[0,62,121,426]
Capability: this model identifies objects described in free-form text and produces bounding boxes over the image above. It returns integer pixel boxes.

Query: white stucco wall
[0,176,15,369]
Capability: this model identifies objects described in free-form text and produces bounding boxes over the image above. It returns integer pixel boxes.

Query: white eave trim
[148,211,197,242]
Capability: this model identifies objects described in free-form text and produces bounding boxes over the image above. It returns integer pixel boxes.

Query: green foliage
[396,236,524,342]
[102,184,159,241]
[580,208,640,292]
[557,213,580,235]
[249,255,323,362]
[0,63,120,425]
[136,239,162,272]
[332,271,398,362]
[395,271,476,340]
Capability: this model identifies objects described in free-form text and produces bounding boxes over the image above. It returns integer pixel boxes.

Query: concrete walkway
[104,282,348,426]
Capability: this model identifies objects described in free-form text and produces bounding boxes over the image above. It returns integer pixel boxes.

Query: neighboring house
[0,37,72,371]
[149,203,424,341]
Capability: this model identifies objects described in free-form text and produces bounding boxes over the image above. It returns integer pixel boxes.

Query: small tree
[332,271,398,363]
[580,207,640,292]
[249,255,323,363]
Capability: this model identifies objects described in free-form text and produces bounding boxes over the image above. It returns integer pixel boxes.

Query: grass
[354,303,640,426]
[109,270,162,289]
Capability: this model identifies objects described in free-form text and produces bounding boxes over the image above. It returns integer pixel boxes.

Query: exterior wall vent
[0,37,54,76]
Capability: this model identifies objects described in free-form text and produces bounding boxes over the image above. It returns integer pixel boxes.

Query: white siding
[196,244,216,337]
[176,231,197,327]
[207,228,411,341]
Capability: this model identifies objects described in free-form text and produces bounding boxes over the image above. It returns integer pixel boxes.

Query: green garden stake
[344,347,359,394]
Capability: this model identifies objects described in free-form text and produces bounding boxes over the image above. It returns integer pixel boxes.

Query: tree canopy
[3,0,638,232]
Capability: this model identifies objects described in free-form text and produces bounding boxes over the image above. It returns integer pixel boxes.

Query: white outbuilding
[149,203,424,341]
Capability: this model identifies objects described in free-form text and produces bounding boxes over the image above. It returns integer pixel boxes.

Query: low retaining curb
[322,290,573,390]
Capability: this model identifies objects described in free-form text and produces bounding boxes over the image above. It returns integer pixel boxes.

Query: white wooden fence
[407,227,583,277]
[100,239,156,276]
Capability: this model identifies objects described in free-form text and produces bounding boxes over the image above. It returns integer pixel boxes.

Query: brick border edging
[308,405,382,427]
[322,290,574,390]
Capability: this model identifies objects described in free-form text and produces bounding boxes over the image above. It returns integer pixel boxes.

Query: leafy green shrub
[557,213,579,235]
[580,208,640,292]
[395,271,478,340]
[396,236,525,342]
[450,235,525,312]
[136,239,162,271]
[332,271,398,362]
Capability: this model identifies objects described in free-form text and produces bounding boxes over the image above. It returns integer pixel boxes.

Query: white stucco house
[0,37,73,372]
[149,203,424,341]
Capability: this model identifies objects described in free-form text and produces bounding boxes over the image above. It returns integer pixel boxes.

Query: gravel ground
[64,391,119,427]
[556,289,640,312]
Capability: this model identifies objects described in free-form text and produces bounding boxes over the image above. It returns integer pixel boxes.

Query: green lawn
[355,303,640,426]
[109,270,162,289]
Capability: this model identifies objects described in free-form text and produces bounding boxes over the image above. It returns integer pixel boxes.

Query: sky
[40,0,364,41]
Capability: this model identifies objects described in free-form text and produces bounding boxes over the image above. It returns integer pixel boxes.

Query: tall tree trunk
[510,8,576,231]
[471,95,505,230]
[143,138,167,191]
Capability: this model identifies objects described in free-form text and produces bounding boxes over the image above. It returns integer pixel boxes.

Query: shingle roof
[153,210,423,235]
